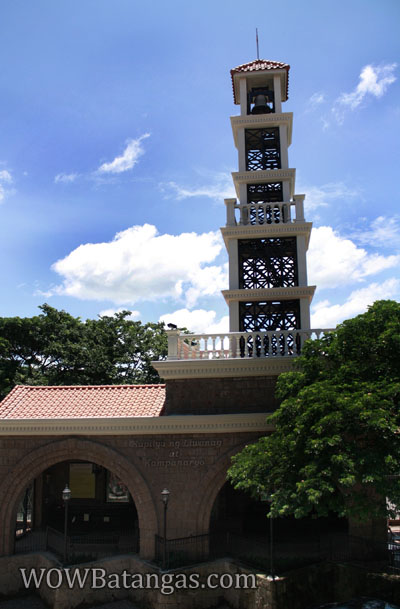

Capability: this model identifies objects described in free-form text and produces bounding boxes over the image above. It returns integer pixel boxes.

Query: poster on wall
[69,463,96,499]
[107,472,130,502]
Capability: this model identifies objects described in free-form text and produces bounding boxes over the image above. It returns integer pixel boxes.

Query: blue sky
[0,0,399,332]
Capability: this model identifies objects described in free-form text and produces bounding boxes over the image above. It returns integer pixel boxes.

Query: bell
[251,94,271,114]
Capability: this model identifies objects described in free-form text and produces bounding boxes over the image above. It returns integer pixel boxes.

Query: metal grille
[245,128,281,171]
[247,183,283,203]
[239,300,300,332]
[239,238,298,289]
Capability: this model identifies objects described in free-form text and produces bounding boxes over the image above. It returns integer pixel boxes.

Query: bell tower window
[245,128,281,171]
[239,300,300,332]
[238,237,298,290]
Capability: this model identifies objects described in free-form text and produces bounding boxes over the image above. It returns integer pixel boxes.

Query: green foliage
[0,304,168,399]
[228,300,400,521]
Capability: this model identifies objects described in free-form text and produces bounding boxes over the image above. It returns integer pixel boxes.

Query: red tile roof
[230,59,290,103]
[0,385,166,419]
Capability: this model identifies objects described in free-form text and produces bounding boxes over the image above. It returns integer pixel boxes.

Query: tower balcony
[164,328,331,361]
[225,195,305,227]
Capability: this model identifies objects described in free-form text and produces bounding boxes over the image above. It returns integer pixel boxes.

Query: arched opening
[15,459,139,561]
[0,439,157,560]
[209,481,348,572]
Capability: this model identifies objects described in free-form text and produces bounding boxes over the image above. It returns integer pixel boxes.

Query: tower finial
[256,28,260,60]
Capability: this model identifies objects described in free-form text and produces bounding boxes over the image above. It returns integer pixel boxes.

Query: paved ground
[0,598,140,609]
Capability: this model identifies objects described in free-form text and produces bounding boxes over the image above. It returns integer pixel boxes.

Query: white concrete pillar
[227,239,239,290]
[224,198,237,227]
[273,75,282,113]
[296,235,308,286]
[279,124,289,169]
[294,194,305,222]
[229,301,240,332]
[239,182,247,205]
[238,128,246,172]
[239,77,247,116]
[282,180,290,202]
[299,298,311,330]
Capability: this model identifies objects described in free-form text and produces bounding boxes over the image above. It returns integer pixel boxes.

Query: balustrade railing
[167,329,331,361]
[225,196,305,226]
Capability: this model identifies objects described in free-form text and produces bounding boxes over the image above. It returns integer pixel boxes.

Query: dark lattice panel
[247,183,283,203]
[247,183,284,224]
[245,128,281,171]
[239,300,300,332]
[238,238,298,289]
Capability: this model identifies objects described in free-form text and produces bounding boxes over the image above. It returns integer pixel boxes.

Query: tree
[228,300,400,521]
[0,304,168,399]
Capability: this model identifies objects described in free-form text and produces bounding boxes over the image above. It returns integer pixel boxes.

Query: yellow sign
[69,463,95,499]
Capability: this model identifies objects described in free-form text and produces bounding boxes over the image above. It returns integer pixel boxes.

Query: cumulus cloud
[160,171,236,202]
[54,173,79,184]
[160,308,229,334]
[99,307,140,320]
[0,169,13,203]
[50,223,226,307]
[332,63,397,123]
[97,134,150,174]
[308,226,400,289]
[311,278,400,328]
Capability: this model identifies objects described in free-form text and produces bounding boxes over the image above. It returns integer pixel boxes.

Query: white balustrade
[224,197,307,227]
[166,329,332,361]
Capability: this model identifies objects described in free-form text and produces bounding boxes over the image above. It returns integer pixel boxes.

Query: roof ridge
[8,383,166,389]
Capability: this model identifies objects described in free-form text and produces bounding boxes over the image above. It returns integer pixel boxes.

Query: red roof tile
[230,59,290,103]
[0,385,165,419]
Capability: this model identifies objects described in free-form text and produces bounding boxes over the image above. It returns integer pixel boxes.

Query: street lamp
[62,484,71,564]
[161,488,170,569]
[260,491,275,580]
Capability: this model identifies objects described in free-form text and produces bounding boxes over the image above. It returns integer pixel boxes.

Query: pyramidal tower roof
[230,59,290,103]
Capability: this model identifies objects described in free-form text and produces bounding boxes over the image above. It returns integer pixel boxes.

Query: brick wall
[164,376,279,415]
[0,431,264,559]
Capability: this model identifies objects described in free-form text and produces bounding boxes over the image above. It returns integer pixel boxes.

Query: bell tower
[222,59,315,353]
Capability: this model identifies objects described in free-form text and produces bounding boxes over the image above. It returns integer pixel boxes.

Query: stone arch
[196,441,251,535]
[0,438,157,559]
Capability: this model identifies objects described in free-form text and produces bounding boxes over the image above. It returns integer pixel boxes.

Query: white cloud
[0,170,12,183]
[298,181,361,211]
[0,169,13,203]
[308,226,400,289]
[333,63,397,123]
[97,134,150,174]
[50,223,226,307]
[160,308,229,334]
[311,278,400,328]
[99,307,140,320]
[54,173,79,184]
[308,92,325,109]
[350,215,400,248]
[160,171,236,202]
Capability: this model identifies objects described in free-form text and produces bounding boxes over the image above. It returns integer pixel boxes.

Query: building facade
[0,59,323,565]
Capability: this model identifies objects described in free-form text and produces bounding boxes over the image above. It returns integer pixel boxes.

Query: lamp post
[62,484,71,564]
[261,491,275,580]
[161,488,170,569]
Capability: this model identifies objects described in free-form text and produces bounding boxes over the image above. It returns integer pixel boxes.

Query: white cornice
[154,356,294,380]
[0,412,274,436]
[230,113,293,148]
[232,169,295,199]
[222,286,316,304]
[220,222,313,248]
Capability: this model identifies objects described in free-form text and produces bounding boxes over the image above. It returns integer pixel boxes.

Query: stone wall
[2,552,400,609]
[164,376,279,415]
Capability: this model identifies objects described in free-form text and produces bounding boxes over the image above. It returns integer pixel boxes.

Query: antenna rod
[256,28,260,60]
